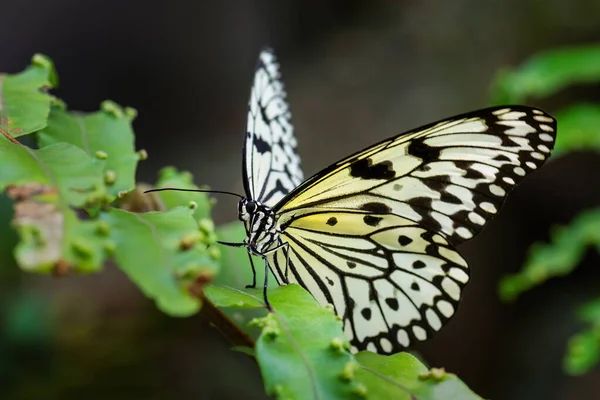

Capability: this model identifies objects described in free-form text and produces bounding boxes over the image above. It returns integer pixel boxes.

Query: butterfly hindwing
[243,48,303,207]
[267,209,468,353]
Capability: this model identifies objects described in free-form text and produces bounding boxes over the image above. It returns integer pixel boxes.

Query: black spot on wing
[407,197,443,233]
[498,134,524,148]
[360,202,392,213]
[454,161,486,180]
[465,167,487,180]
[385,298,399,311]
[363,215,383,227]
[493,153,512,162]
[350,158,396,180]
[419,177,446,193]
[361,308,372,321]
[398,235,413,246]
[440,190,462,205]
[253,135,271,154]
[258,102,271,125]
[413,260,426,269]
[407,137,441,160]
[326,217,338,226]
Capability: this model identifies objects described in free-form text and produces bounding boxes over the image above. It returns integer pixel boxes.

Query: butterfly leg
[262,257,273,311]
[246,252,257,289]
[258,242,289,311]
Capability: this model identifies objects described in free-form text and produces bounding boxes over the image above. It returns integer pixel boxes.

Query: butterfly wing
[268,212,468,353]
[243,48,304,207]
[268,106,556,352]
[275,106,556,246]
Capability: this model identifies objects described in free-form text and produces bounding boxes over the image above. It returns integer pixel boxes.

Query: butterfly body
[238,48,557,354]
[238,198,280,255]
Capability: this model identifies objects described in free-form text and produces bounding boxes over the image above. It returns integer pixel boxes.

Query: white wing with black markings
[264,106,556,353]
[243,48,303,207]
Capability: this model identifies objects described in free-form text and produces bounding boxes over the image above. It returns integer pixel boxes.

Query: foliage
[355,352,481,399]
[0,55,480,399]
[0,54,58,136]
[204,284,483,400]
[491,43,600,105]
[493,43,600,375]
[0,55,219,313]
[38,103,140,198]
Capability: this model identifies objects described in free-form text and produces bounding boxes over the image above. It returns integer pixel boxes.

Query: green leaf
[562,297,600,375]
[578,297,600,324]
[0,195,18,271]
[355,352,482,399]
[231,346,256,357]
[0,138,105,207]
[101,207,219,316]
[0,136,108,272]
[553,103,600,155]
[250,284,364,400]
[207,283,483,399]
[154,166,213,220]
[499,208,600,302]
[564,325,600,376]
[204,285,264,308]
[37,101,140,199]
[203,285,267,339]
[490,43,600,104]
[153,167,219,253]
[0,54,58,136]
[14,207,109,273]
[203,245,270,342]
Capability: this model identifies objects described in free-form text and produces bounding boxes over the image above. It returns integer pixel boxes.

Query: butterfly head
[238,198,257,221]
[238,198,279,253]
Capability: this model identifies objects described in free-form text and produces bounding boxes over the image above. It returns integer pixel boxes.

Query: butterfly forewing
[275,107,556,246]
[243,48,303,207]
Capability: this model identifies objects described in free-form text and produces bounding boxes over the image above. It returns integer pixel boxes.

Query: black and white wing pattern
[243,48,303,207]
[266,106,556,353]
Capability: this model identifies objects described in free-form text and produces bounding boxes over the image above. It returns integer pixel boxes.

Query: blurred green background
[1,1,600,399]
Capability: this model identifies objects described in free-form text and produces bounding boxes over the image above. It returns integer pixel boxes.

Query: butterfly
[193,48,557,354]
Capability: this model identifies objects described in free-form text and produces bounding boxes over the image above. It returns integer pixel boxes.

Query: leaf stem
[197,291,256,349]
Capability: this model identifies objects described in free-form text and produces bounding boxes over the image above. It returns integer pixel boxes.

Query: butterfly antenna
[144,187,244,199]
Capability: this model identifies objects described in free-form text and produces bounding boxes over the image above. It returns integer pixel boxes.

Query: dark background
[1,1,600,399]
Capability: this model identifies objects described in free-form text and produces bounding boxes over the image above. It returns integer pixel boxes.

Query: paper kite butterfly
[175,48,557,354]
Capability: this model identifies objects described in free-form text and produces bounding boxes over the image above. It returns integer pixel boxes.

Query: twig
[0,124,22,145]
[197,291,256,349]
